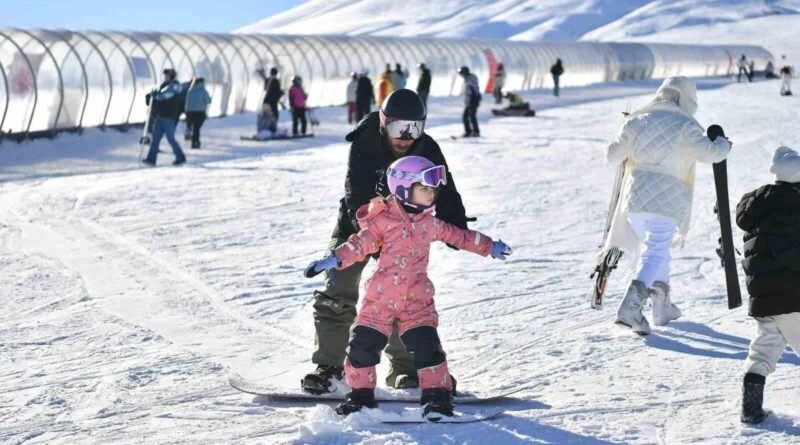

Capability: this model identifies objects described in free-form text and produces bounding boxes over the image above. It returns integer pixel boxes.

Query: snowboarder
[184,77,211,149]
[301,89,474,395]
[142,68,186,166]
[288,76,308,136]
[416,63,431,108]
[604,76,732,335]
[355,69,375,122]
[493,63,506,104]
[347,72,358,124]
[458,66,481,137]
[550,59,564,97]
[303,155,512,418]
[256,66,284,122]
[779,56,793,96]
[252,103,287,140]
[735,146,800,424]
[737,55,749,83]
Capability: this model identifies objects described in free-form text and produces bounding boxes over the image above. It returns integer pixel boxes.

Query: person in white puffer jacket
[605,76,732,335]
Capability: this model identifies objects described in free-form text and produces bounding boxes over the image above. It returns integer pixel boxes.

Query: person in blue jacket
[184,77,211,149]
[143,68,186,166]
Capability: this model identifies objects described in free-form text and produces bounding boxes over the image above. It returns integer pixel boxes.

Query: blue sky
[0,0,306,32]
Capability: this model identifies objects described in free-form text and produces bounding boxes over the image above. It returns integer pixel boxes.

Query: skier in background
[288,76,308,136]
[256,66,284,121]
[300,89,473,395]
[550,59,564,97]
[735,145,800,425]
[779,55,793,96]
[347,72,358,124]
[604,76,732,335]
[737,55,750,82]
[184,77,211,149]
[304,155,511,418]
[416,63,432,108]
[377,68,394,108]
[142,68,186,166]
[458,66,481,137]
[493,63,506,104]
[392,63,407,90]
[355,69,375,121]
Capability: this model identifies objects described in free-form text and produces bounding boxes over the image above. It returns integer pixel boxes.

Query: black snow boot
[741,373,768,424]
[335,388,376,415]
[301,365,344,395]
[420,388,454,420]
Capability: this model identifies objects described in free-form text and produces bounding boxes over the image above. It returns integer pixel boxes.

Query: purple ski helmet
[386,155,447,213]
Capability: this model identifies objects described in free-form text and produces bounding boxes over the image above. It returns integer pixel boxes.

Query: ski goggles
[388,165,448,188]
[385,119,425,140]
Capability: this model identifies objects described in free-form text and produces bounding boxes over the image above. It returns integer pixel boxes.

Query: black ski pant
[312,235,414,385]
[493,86,503,104]
[462,105,479,136]
[185,111,206,147]
[292,107,307,135]
[418,90,429,108]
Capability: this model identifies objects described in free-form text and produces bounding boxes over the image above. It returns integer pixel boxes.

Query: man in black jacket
[257,67,284,122]
[302,89,470,395]
[735,145,800,425]
[142,68,186,166]
[355,70,375,122]
[416,63,432,108]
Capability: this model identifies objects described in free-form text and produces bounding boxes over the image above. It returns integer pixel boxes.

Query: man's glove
[491,240,513,261]
[303,251,340,278]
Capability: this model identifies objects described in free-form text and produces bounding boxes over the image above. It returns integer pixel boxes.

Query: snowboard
[708,124,742,309]
[240,134,314,141]
[491,108,535,117]
[590,159,627,309]
[228,374,524,404]
[369,407,505,424]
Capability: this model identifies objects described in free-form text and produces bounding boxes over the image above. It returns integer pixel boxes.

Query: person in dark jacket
[184,77,211,149]
[142,68,186,166]
[735,145,800,425]
[355,69,375,122]
[550,59,564,97]
[256,66,284,121]
[416,63,432,108]
[301,89,470,395]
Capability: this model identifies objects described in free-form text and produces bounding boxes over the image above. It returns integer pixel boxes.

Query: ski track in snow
[2,79,800,444]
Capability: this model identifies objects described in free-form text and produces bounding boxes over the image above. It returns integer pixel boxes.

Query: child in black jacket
[735,146,800,424]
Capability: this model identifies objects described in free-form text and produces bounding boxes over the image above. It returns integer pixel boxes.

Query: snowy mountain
[237,0,800,42]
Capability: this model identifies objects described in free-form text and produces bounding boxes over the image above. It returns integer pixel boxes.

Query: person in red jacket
[288,76,308,136]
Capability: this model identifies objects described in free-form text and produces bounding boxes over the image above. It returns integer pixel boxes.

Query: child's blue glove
[304,251,340,278]
[491,240,513,261]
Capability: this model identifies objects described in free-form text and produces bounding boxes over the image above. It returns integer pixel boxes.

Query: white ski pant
[745,313,800,377]
[782,74,792,93]
[627,212,677,288]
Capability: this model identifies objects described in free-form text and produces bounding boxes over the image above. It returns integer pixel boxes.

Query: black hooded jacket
[735,182,800,317]
[333,111,468,238]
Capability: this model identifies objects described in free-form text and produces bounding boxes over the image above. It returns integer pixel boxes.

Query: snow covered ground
[2,76,800,444]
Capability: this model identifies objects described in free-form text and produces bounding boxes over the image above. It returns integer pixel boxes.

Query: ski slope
[1,75,799,444]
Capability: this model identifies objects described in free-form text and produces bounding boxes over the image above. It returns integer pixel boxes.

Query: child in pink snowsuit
[304,155,512,419]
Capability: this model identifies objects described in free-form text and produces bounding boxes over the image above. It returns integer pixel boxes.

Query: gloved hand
[304,251,340,278]
[491,240,513,261]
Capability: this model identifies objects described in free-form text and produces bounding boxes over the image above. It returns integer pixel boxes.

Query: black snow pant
[292,107,307,135]
[493,86,503,104]
[185,111,206,148]
[418,90,429,108]
[738,67,748,82]
[355,102,371,122]
[462,104,479,136]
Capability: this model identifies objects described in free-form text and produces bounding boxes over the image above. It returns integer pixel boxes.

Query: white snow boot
[615,280,652,335]
[650,281,682,326]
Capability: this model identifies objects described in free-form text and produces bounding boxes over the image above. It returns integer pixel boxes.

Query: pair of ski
[228,375,514,424]
[591,124,742,310]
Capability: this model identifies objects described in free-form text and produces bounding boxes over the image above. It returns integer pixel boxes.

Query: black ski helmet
[381,88,426,121]
[458,66,470,76]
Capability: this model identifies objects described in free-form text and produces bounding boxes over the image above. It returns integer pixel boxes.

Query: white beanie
[770,146,800,182]
[655,76,698,116]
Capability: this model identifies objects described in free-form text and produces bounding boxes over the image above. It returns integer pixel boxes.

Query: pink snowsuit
[333,196,493,390]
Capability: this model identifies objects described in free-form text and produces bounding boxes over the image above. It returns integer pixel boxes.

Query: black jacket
[149,80,185,120]
[356,76,375,108]
[262,75,283,105]
[417,68,432,92]
[333,111,468,238]
[735,182,800,317]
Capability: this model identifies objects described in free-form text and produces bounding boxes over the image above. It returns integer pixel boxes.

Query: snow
[236,0,800,44]
[2,73,800,443]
